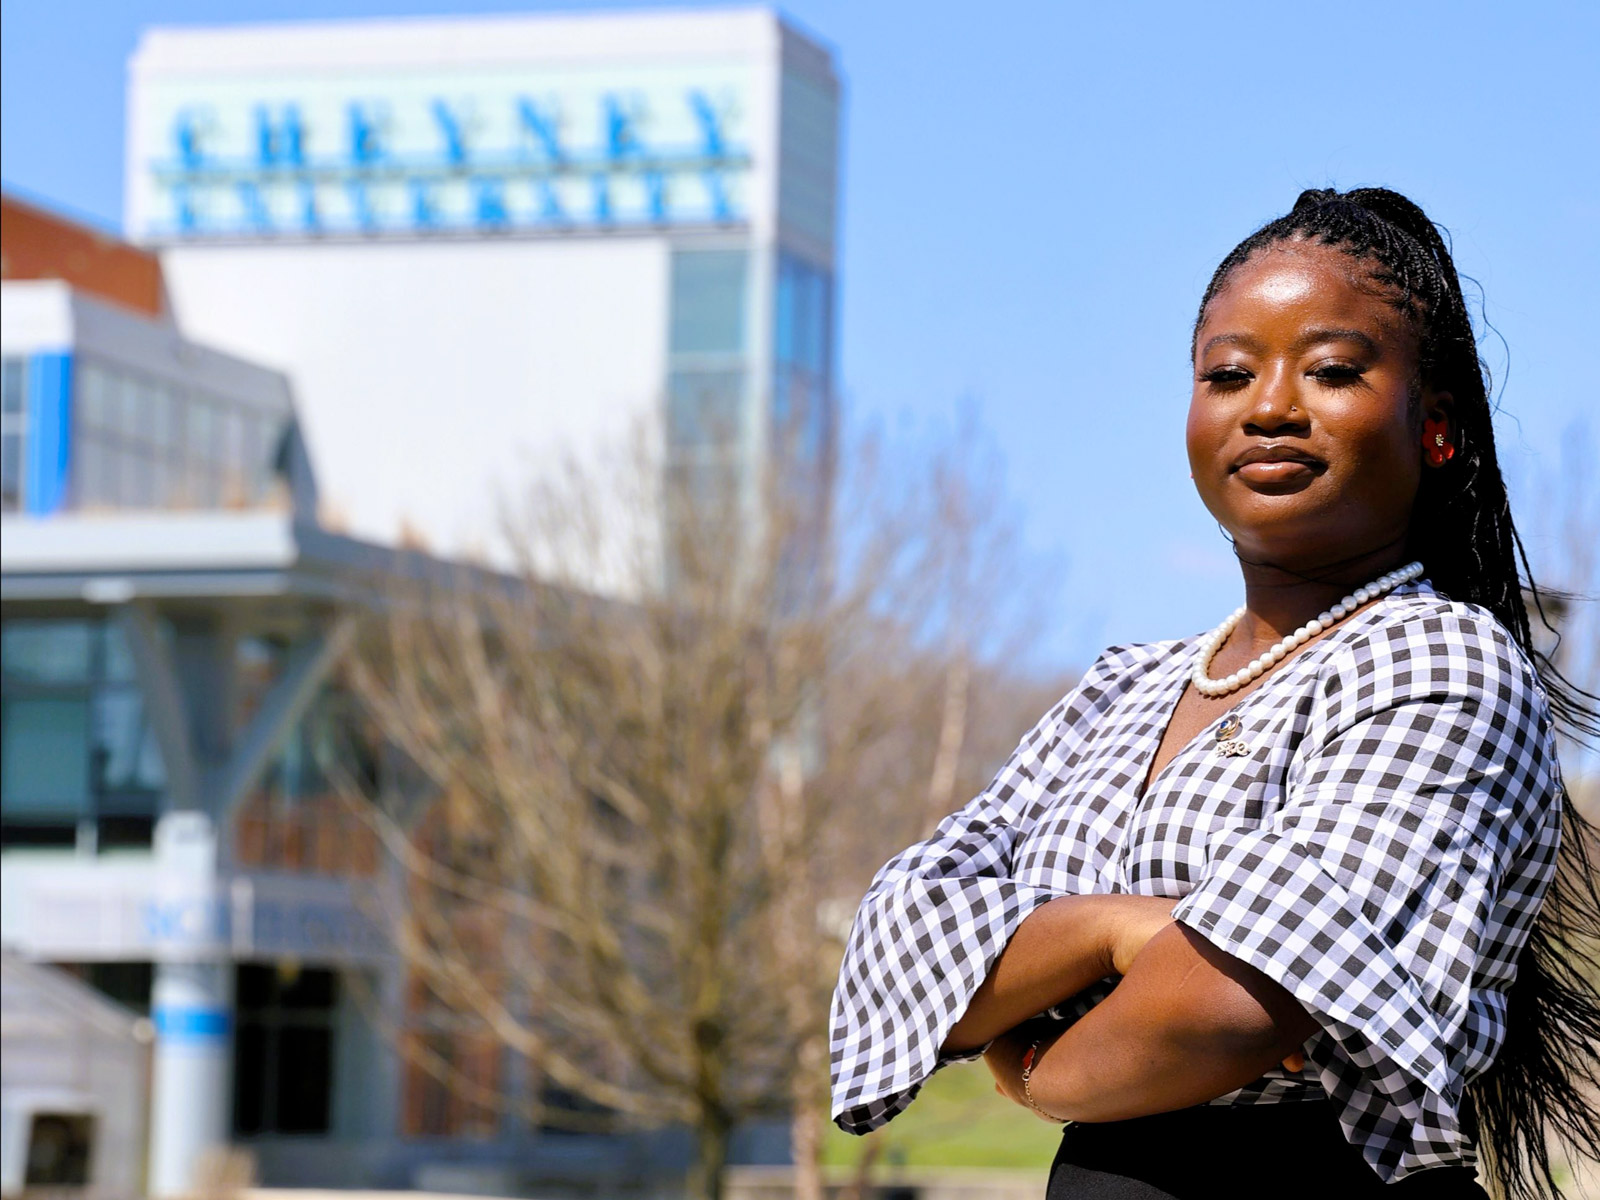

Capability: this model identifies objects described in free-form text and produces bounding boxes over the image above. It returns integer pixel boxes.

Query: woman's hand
[983,1027,1031,1107]
[984,1026,1068,1119]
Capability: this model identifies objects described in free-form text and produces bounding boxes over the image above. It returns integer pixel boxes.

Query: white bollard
[148,959,233,1197]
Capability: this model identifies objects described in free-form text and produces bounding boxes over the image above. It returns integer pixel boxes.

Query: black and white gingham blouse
[830,579,1562,1182]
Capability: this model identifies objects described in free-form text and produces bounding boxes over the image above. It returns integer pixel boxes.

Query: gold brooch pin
[1215,714,1250,758]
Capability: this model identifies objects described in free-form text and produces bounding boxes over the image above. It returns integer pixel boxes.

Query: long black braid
[1195,187,1600,1199]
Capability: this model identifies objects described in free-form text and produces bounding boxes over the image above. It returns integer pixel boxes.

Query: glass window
[118,449,152,510]
[71,435,97,509]
[219,408,256,505]
[92,369,131,439]
[72,359,283,513]
[275,1026,335,1133]
[2,619,165,850]
[145,382,180,456]
[1,357,25,512]
[775,263,797,368]
[1,698,91,816]
[84,961,153,1014]
[666,457,743,515]
[94,690,166,795]
[76,362,111,432]
[773,254,834,471]
[79,436,116,509]
[126,378,155,446]
[774,369,832,466]
[187,397,218,470]
[233,964,340,1137]
[1,358,24,417]
[219,409,244,474]
[21,1114,94,1187]
[775,253,833,377]
[668,368,745,451]
[669,250,747,356]
[117,374,148,442]
[242,414,269,502]
[1,431,21,513]
[2,622,95,684]
[102,623,138,683]
[100,446,130,508]
[778,72,840,250]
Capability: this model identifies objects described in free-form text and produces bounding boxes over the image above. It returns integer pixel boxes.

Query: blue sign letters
[149,87,750,238]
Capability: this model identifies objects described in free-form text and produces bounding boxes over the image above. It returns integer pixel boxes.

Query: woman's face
[1187,239,1450,572]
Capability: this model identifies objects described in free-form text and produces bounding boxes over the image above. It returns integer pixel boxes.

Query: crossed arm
[941,894,1318,1123]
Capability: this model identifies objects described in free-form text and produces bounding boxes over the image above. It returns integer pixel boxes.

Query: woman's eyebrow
[1200,332,1264,355]
[1201,329,1383,357]
[1293,327,1380,355]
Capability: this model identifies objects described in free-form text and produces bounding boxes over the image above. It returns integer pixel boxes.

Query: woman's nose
[1242,365,1309,435]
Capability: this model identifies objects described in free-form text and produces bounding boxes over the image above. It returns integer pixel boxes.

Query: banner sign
[131,63,754,239]
[5,868,391,965]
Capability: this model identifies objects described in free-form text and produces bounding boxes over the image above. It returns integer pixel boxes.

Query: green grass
[820,1059,1063,1170]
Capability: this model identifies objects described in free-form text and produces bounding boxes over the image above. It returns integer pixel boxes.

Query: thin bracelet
[1019,1038,1072,1125]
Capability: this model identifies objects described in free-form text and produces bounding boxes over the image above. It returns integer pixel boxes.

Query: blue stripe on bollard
[153,1005,232,1040]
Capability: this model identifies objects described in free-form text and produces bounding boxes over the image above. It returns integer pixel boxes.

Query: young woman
[829,188,1600,1198]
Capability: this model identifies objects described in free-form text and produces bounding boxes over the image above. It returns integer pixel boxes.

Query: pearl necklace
[1191,561,1425,698]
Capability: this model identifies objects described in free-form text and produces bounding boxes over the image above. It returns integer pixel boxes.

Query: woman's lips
[1234,459,1324,489]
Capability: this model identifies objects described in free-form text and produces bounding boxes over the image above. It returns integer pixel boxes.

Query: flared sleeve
[828,651,1130,1133]
[1171,608,1562,1181]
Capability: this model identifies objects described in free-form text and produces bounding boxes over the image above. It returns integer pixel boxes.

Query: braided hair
[1194,187,1600,1199]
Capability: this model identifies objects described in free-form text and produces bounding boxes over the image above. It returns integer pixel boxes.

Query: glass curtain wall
[773,251,833,470]
[662,245,833,586]
[1,357,25,512]
[73,358,284,511]
[666,247,749,513]
[0,618,167,850]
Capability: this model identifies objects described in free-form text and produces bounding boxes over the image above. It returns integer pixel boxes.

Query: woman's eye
[1199,366,1251,387]
[1310,363,1365,386]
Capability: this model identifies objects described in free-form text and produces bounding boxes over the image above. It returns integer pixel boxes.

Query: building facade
[1,197,401,1196]
[2,197,793,1198]
[125,7,840,569]
[5,5,841,1189]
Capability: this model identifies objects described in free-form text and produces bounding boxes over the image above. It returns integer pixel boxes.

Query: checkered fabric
[829,579,1561,1183]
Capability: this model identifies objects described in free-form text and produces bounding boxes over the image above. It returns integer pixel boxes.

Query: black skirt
[1046,1101,1490,1198]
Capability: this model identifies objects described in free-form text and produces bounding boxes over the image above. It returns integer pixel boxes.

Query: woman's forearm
[941,893,1176,1052]
[1024,922,1318,1121]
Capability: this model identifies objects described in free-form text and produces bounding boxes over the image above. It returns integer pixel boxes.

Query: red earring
[1423,416,1455,467]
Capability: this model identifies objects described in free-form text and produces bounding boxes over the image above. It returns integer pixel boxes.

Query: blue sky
[5,0,1597,670]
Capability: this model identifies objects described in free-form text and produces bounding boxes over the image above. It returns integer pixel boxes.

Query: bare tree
[341,420,1069,1200]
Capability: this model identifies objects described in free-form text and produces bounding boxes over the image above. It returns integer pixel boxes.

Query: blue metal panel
[24,352,72,515]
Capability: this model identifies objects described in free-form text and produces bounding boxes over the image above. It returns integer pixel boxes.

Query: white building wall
[160,237,670,553]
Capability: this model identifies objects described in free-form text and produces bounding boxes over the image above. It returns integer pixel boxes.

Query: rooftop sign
[130,63,754,240]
